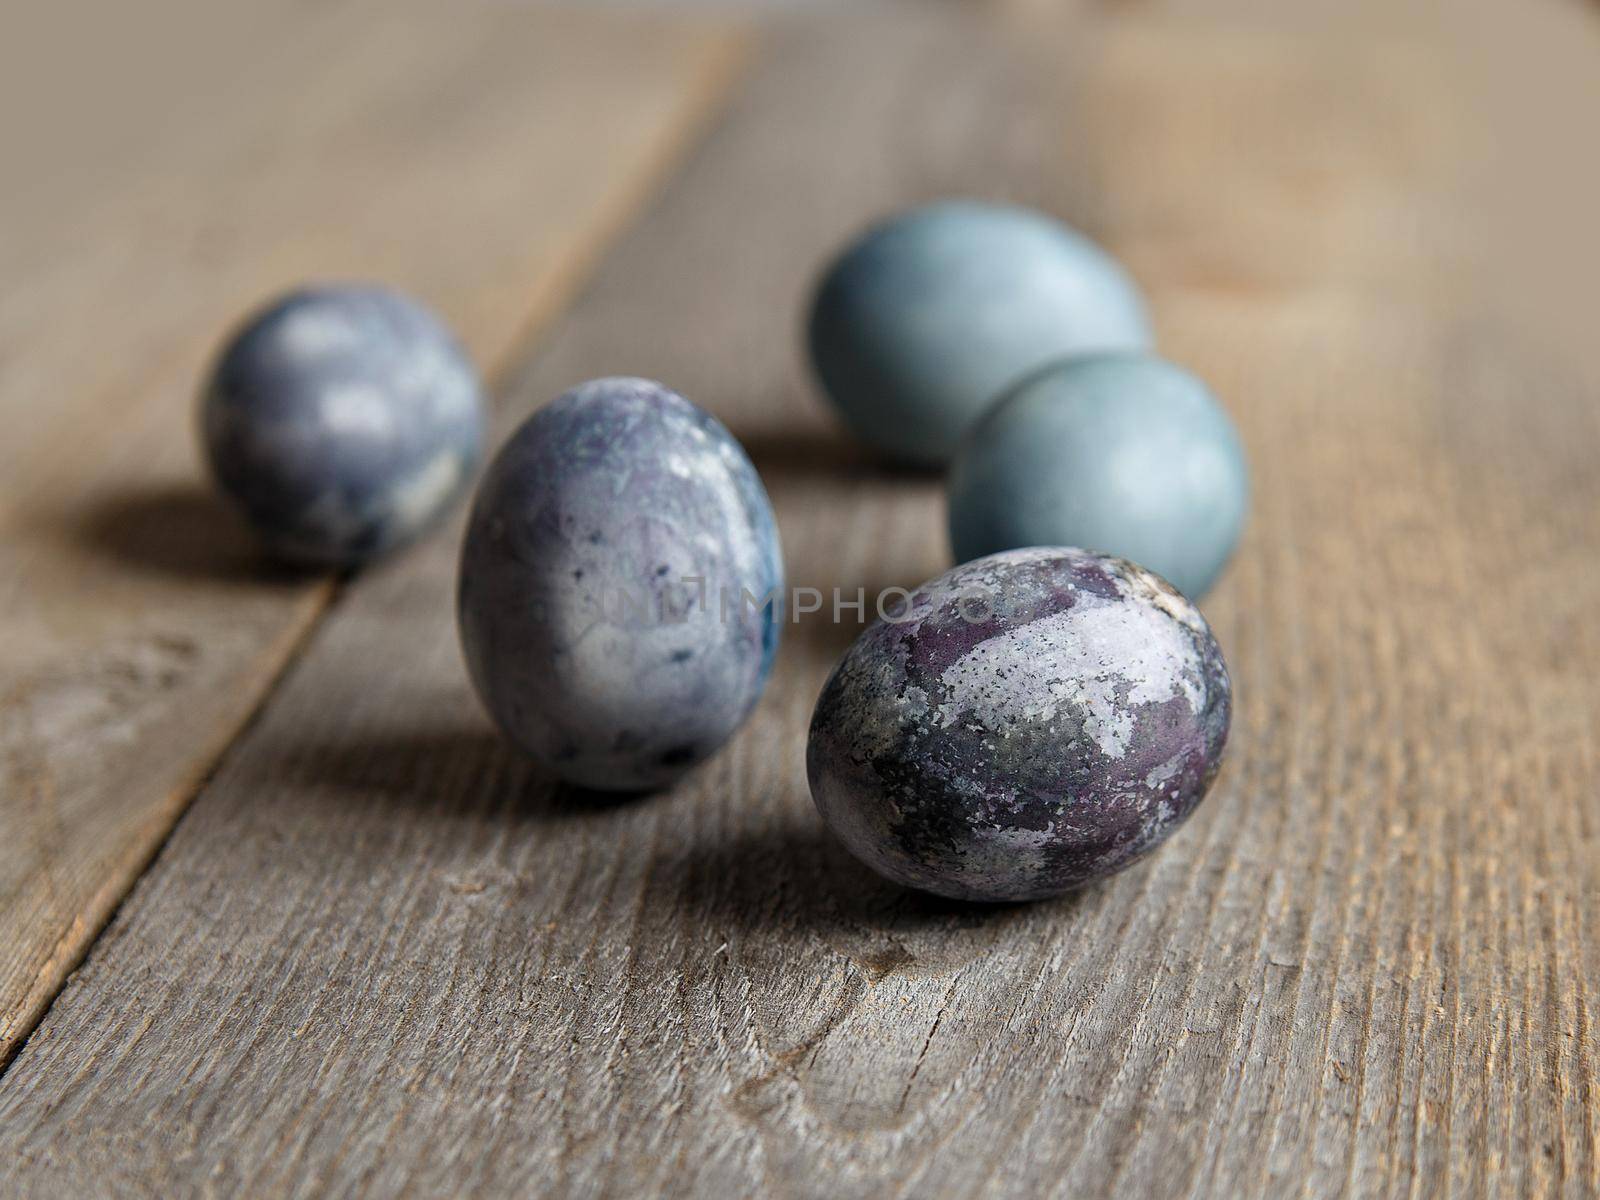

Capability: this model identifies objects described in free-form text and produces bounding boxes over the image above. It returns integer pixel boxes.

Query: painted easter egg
[458,378,783,791]
[807,201,1151,466]
[807,547,1230,901]
[947,353,1248,598]
[201,283,483,567]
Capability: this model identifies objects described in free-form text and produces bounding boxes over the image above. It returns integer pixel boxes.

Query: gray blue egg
[201,283,484,567]
[807,547,1231,902]
[807,200,1152,466]
[947,353,1249,599]
[457,378,783,792]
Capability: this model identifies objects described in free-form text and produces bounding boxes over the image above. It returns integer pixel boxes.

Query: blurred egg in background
[807,200,1152,467]
[947,354,1248,599]
[200,283,484,568]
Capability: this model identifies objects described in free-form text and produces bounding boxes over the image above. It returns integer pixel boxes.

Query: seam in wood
[0,20,755,1084]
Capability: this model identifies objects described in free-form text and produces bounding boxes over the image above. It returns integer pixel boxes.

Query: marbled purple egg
[458,378,783,792]
[807,547,1230,901]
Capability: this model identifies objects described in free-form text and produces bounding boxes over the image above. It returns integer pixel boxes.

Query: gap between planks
[0,1,752,1069]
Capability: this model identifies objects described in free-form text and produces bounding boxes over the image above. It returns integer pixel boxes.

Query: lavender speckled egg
[201,284,484,567]
[807,547,1230,902]
[807,201,1152,466]
[458,378,783,792]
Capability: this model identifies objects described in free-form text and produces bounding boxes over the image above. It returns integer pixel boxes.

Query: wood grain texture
[4,1,1600,1196]
[0,0,749,1065]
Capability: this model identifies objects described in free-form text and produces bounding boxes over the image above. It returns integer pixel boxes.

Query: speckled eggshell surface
[201,283,484,567]
[948,353,1249,599]
[807,547,1230,902]
[807,200,1152,466]
[458,378,783,792]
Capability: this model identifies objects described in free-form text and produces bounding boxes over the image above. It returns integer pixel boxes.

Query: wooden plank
[0,0,749,1065]
[4,1,1599,1196]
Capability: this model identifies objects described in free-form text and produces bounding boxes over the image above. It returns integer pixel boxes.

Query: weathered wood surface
[4,1,1600,1196]
[0,2,748,1064]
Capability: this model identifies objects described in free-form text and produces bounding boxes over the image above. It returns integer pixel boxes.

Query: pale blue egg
[808,201,1151,466]
[947,353,1249,599]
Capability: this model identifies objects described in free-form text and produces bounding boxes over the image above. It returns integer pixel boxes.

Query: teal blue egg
[807,201,1151,466]
[947,354,1248,599]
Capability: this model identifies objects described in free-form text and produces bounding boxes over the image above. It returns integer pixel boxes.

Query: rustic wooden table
[2,0,1598,1195]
